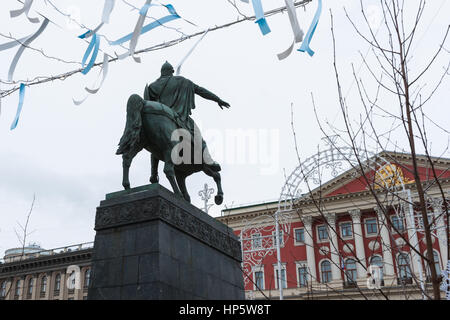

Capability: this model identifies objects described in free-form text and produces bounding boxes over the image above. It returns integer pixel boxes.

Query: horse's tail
[116,94,144,155]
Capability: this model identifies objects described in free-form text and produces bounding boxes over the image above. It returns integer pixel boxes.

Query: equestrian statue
[116,61,230,206]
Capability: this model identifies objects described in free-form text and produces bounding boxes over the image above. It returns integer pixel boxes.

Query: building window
[391,216,405,232]
[0,281,6,297]
[320,260,332,283]
[54,274,61,292]
[27,278,34,297]
[344,259,357,284]
[294,228,305,244]
[40,276,47,294]
[84,269,91,288]
[426,251,442,278]
[252,233,262,249]
[68,271,76,291]
[340,222,353,238]
[274,268,287,289]
[317,225,328,242]
[298,266,308,287]
[397,253,412,282]
[418,213,434,231]
[365,218,378,235]
[254,271,264,290]
[369,255,384,284]
[272,230,284,247]
[15,280,21,297]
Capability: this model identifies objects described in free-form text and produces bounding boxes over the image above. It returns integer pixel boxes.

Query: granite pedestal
[87,184,244,300]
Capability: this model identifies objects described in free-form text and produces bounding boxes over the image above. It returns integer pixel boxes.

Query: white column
[431,198,448,267]
[404,193,423,277]
[303,215,317,282]
[374,207,395,277]
[349,209,367,278]
[326,213,341,281]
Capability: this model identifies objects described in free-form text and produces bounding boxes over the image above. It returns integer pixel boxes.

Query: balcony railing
[0,242,94,264]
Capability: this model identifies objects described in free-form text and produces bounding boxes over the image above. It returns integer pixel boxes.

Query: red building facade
[218,152,450,299]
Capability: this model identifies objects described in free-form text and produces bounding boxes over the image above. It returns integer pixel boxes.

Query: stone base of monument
[87,184,244,300]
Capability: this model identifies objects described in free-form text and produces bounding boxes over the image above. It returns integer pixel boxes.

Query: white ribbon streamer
[175,28,209,75]
[118,0,153,63]
[277,0,304,60]
[8,18,50,81]
[73,53,110,105]
[0,36,31,51]
[10,0,40,24]
[79,0,116,39]
[102,0,116,23]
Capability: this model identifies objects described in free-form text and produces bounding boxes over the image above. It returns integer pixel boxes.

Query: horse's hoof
[215,194,223,205]
[150,175,159,184]
[184,195,191,203]
[123,183,130,190]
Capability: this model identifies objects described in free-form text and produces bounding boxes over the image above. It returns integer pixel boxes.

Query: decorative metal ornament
[240,136,409,300]
[198,183,214,214]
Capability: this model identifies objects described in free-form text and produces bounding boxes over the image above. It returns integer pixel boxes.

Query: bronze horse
[116,94,224,205]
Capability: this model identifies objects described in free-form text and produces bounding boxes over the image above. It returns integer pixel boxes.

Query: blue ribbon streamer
[81,33,100,75]
[10,83,26,130]
[110,13,180,45]
[78,30,91,39]
[251,0,271,35]
[298,0,322,56]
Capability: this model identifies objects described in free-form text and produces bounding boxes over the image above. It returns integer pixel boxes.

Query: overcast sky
[1,0,449,256]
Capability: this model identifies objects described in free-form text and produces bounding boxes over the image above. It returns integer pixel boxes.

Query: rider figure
[145,61,230,171]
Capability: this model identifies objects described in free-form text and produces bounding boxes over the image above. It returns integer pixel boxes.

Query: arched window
[68,271,76,290]
[397,253,412,282]
[344,259,357,283]
[369,255,384,283]
[27,278,34,296]
[40,276,47,293]
[84,269,91,288]
[54,274,61,292]
[15,280,21,297]
[320,260,332,283]
[0,281,6,297]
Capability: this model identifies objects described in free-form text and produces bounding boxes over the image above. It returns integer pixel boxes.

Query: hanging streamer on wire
[111,0,152,62]
[102,0,115,23]
[78,0,116,39]
[277,0,304,60]
[8,18,50,81]
[0,35,31,51]
[80,33,100,75]
[73,1,114,104]
[10,0,40,24]
[110,1,181,46]
[175,28,209,75]
[110,1,181,62]
[10,83,26,130]
[298,0,322,56]
[73,53,110,105]
[250,0,271,35]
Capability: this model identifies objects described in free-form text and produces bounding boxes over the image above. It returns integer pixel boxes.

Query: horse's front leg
[163,161,183,198]
[203,167,224,205]
[212,172,224,205]
[150,153,159,184]
[175,172,190,202]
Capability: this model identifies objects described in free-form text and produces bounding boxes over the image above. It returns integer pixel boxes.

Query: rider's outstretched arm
[194,84,230,109]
